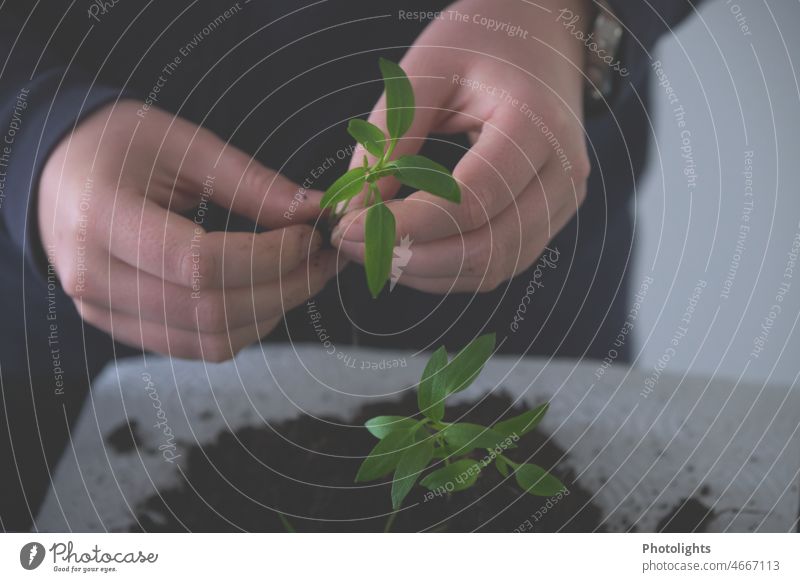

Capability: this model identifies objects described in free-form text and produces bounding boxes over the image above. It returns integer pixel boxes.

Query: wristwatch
[584,0,624,107]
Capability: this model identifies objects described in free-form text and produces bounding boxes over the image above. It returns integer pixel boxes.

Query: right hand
[39,101,339,361]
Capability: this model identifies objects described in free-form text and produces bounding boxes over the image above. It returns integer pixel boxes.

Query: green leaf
[320,166,367,209]
[420,459,482,492]
[442,423,511,456]
[442,333,496,395]
[494,403,549,439]
[515,464,565,497]
[495,456,510,478]
[348,119,386,158]
[355,428,413,483]
[393,155,461,203]
[364,200,396,298]
[391,438,434,509]
[379,58,415,140]
[365,416,417,440]
[432,440,466,460]
[417,346,448,421]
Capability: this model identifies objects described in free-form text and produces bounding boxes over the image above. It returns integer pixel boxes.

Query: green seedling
[355,333,565,513]
[321,58,461,298]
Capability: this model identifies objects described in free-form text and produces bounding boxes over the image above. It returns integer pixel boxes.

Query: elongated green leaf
[355,428,413,482]
[394,155,461,203]
[348,119,386,158]
[365,416,417,440]
[442,423,511,456]
[417,346,448,421]
[420,459,482,492]
[442,333,496,395]
[391,438,434,509]
[432,440,465,460]
[494,403,549,439]
[515,464,565,497]
[495,455,510,478]
[364,200,396,298]
[320,166,367,209]
[379,58,414,140]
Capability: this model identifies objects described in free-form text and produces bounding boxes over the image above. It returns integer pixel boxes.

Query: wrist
[554,0,626,107]
[552,0,594,71]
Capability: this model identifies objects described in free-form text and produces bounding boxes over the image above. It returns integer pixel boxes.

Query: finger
[338,162,576,289]
[397,202,575,295]
[78,250,341,332]
[78,299,282,362]
[162,115,323,227]
[336,104,554,246]
[392,204,570,295]
[107,196,324,289]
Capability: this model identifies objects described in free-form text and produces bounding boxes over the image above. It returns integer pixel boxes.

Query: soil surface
[129,392,607,532]
[657,498,716,533]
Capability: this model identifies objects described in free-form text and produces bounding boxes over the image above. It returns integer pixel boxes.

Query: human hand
[333,0,591,293]
[39,101,339,361]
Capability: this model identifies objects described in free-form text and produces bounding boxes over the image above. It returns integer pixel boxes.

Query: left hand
[333,0,592,293]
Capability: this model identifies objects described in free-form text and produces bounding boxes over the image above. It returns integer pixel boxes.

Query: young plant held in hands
[321,59,461,298]
[356,333,565,514]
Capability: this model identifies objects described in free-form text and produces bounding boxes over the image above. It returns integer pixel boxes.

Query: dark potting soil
[106,420,141,454]
[130,392,605,532]
[657,497,716,533]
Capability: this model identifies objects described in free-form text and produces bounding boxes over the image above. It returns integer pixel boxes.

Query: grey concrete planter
[39,345,799,532]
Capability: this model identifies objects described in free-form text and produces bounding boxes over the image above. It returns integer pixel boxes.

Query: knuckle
[478,260,504,293]
[171,338,203,361]
[460,192,490,232]
[240,162,273,199]
[575,179,589,207]
[197,294,228,333]
[463,239,492,277]
[477,238,514,293]
[287,226,312,266]
[571,149,592,184]
[180,243,217,289]
[73,302,114,335]
[196,249,218,287]
[257,318,280,338]
[477,275,503,293]
[72,299,96,323]
[565,162,590,209]
[59,265,84,298]
[543,102,569,134]
[201,335,234,363]
[177,245,198,288]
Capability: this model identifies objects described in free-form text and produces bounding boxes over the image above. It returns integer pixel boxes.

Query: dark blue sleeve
[0,7,125,281]
[604,0,703,107]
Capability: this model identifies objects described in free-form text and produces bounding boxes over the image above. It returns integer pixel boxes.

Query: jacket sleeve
[0,5,125,280]
[604,0,704,108]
